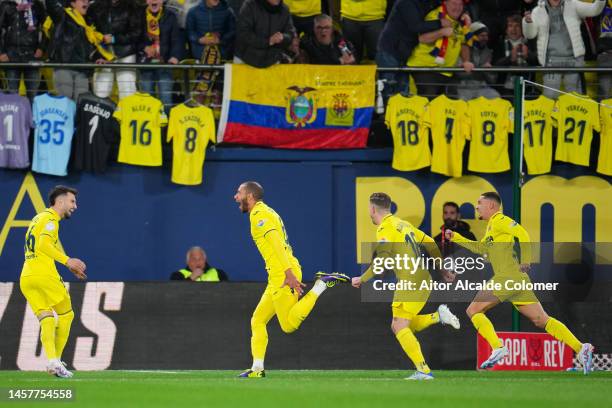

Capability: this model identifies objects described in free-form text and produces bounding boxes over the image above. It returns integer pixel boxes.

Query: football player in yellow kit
[446,192,594,373]
[234,181,349,378]
[352,193,461,380]
[20,186,87,378]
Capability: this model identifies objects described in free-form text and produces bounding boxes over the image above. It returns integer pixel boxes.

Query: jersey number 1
[3,114,13,142]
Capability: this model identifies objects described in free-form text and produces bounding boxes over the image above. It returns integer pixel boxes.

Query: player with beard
[19,186,87,378]
[233,181,349,378]
[445,191,594,373]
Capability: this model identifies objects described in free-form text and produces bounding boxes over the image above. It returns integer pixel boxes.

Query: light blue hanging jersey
[32,94,76,176]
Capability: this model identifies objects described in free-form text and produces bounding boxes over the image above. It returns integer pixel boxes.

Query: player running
[352,193,461,380]
[234,181,349,378]
[20,186,87,378]
[445,191,594,373]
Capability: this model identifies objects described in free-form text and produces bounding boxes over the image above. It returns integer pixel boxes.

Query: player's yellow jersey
[423,95,469,177]
[250,201,301,287]
[466,97,513,173]
[597,99,612,176]
[385,94,431,171]
[523,95,555,175]
[454,211,531,278]
[553,92,600,166]
[113,92,168,166]
[167,103,216,185]
[21,208,68,279]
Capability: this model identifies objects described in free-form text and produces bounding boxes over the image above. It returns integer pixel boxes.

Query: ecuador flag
[218,64,376,149]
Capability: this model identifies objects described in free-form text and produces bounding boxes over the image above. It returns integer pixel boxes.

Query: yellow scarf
[146,7,162,42]
[64,7,116,61]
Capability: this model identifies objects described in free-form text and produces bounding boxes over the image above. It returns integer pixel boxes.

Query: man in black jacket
[234,0,295,67]
[0,0,46,100]
[139,0,182,112]
[434,201,477,254]
[46,0,108,100]
[299,14,355,65]
[375,0,448,100]
[88,0,142,99]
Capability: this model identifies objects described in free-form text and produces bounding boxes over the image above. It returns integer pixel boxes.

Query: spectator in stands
[597,0,612,100]
[170,246,228,281]
[407,0,474,97]
[88,0,142,100]
[433,201,477,247]
[340,0,386,63]
[523,0,606,99]
[285,0,321,37]
[186,0,236,61]
[0,0,46,101]
[139,0,182,111]
[234,0,295,67]
[299,14,355,64]
[45,0,115,100]
[376,0,448,99]
[456,22,500,100]
[493,14,537,98]
[286,30,303,62]
[472,0,525,45]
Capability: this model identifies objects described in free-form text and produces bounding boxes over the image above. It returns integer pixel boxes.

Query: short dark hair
[506,13,522,27]
[370,192,391,210]
[481,191,502,205]
[48,185,78,206]
[242,181,264,201]
[443,201,460,212]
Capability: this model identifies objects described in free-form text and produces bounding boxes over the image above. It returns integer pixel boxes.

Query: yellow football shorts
[20,275,70,315]
[391,301,427,320]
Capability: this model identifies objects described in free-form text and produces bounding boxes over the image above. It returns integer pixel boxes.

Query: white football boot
[438,304,460,329]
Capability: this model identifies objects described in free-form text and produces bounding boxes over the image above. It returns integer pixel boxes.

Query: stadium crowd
[0,0,610,105]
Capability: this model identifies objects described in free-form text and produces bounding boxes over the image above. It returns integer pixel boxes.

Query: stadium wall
[1,282,609,370]
[0,148,610,282]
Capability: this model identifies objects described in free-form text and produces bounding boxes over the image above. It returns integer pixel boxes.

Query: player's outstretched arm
[445,229,486,254]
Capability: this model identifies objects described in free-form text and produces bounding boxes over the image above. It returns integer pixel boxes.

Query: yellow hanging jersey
[113,92,168,166]
[21,208,68,279]
[250,201,301,287]
[466,97,513,173]
[553,92,600,166]
[523,95,555,175]
[167,103,216,185]
[598,99,612,176]
[284,0,321,17]
[385,94,431,171]
[423,95,469,177]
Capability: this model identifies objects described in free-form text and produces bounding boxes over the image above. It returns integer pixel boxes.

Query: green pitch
[1,370,611,408]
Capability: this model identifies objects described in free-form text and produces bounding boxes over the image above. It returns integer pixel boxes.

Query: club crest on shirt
[45,222,55,231]
[257,219,265,227]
